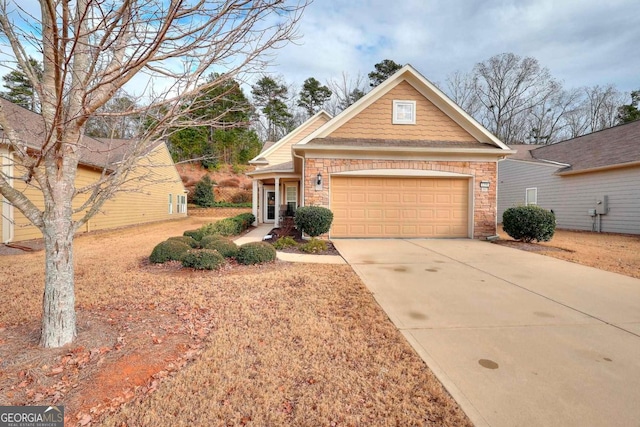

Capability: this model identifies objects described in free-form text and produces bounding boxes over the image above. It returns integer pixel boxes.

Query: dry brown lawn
[497,226,640,279]
[0,217,470,426]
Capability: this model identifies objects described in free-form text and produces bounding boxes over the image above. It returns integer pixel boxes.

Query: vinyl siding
[264,115,330,166]
[10,143,186,242]
[498,159,640,234]
[328,80,476,141]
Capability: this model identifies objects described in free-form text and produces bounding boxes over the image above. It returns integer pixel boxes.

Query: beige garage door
[331,176,469,238]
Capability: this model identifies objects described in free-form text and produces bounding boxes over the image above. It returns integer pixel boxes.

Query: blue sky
[264,0,640,93]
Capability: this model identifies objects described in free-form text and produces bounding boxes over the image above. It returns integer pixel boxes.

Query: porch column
[251,180,258,226]
[274,177,280,227]
[257,181,264,224]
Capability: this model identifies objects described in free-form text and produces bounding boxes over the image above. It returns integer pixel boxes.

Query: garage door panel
[331,177,469,238]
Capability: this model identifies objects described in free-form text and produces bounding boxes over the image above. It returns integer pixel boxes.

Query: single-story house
[248,64,513,239]
[0,98,188,244]
[498,120,640,234]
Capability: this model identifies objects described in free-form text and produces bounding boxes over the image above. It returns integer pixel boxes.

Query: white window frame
[168,194,173,214]
[176,194,186,214]
[285,184,297,213]
[392,100,416,125]
[525,187,537,205]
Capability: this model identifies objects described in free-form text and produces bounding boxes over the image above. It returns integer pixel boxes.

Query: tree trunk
[39,202,77,348]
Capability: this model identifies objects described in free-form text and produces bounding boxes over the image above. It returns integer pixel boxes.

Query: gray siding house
[498,121,640,234]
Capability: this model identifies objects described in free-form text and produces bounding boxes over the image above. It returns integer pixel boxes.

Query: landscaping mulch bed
[266,226,340,256]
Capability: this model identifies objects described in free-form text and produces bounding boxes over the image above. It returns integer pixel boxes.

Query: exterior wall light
[315,172,323,190]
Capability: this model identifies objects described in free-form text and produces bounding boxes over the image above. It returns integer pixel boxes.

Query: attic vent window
[393,100,416,125]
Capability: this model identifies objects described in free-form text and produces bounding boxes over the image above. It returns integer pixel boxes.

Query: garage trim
[330,174,473,239]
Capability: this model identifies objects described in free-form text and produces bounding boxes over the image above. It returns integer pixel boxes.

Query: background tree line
[3,54,638,166]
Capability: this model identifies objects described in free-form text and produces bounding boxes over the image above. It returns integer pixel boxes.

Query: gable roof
[249,110,332,165]
[295,64,511,151]
[0,98,163,169]
[511,120,640,174]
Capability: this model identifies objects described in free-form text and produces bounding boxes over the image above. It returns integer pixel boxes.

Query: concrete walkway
[234,224,345,264]
[333,238,640,427]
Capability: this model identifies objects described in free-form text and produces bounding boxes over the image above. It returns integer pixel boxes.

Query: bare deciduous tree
[473,53,559,144]
[445,70,481,119]
[0,0,308,347]
[325,71,368,116]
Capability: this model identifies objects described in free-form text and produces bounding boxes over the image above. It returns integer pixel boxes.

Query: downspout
[292,147,305,208]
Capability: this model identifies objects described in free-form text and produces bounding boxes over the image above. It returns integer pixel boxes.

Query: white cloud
[266,0,640,92]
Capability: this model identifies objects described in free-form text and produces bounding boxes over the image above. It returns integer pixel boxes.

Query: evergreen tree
[1,57,42,111]
[193,175,216,207]
[251,75,292,141]
[617,90,640,124]
[297,77,332,116]
[368,59,402,87]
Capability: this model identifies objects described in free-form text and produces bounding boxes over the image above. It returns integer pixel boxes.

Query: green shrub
[181,249,226,270]
[502,205,556,243]
[149,240,191,263]
[210,218,243,236]
[201,237,239,258]
[235,213,256,229]
[183,229,205,241]
[199,234,225,247]
[294,206,334,237]
[273,236,298,250]
[193,175,216,207]
[199,213,255,237]
[167,235,199,248]
[300,238,327,253]
[236,242,277,265]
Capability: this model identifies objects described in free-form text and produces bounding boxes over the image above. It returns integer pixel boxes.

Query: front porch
[250,175,301,227]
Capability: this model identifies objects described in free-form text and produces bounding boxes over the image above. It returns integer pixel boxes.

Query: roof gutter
[556,159,640,176]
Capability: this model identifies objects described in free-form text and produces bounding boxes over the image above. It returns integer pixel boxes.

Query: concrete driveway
[333,239,640,427]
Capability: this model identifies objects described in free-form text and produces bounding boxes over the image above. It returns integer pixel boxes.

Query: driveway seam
[404,240,640,339]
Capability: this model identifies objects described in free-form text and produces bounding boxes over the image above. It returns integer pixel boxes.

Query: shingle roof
[0,98,160,169]
[528,121,640,173]
[304,138,497,150]
[251,161,294,173]
[506,144,556,164]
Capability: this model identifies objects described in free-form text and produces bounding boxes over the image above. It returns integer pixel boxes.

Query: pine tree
[1,58,43,111]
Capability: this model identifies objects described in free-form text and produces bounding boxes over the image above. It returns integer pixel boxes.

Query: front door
[264,190,276,222]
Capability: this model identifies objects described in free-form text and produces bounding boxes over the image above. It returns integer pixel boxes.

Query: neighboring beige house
[248,65,513,239]
[0,99,187,244]
[499,120,640,234]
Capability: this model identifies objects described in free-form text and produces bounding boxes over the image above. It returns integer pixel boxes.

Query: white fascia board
[250,110,333,163]
[294,144,513,156]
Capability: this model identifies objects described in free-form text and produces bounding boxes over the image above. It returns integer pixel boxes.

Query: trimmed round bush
[199,234,226,247]
[294,206,334,237]
[503,205,556,243]
[167,235,199,248]
[149,240,191,263]
[183,229,204,241]
[181,249,226,270]
[201,237,239,258]
[236,241,277,265]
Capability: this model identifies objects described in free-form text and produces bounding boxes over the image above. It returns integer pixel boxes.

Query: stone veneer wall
[303,158,497,239]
